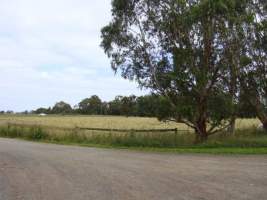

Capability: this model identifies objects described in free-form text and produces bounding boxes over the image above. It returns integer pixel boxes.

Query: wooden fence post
[174,128,178,146]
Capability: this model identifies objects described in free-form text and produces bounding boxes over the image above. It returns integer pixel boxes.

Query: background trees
[120,95,137,116]
[35,107,51,114]
[107,96,123,115]
[136,95,159,117]
[51,101,72,114]
[32,94,163,117]
[78,95,102,115]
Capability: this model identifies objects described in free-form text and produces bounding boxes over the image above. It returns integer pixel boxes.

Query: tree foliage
[239,0,267,128]
[52,101,72,114]
[78,95,102,115]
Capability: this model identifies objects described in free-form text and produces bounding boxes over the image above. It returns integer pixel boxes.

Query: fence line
[78,127,181,133]
[2,122,191,134]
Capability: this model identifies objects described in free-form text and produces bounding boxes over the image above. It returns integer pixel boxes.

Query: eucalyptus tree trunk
[229,117,236,134]
[228,35,240,135]
[254,97,267,132]
[229,64,237,135]
[194,120,208,143]
[194,97,208,143]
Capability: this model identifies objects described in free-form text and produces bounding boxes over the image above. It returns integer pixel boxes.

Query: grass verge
[0,124,267,154]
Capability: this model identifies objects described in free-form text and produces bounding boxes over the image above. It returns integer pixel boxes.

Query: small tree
[78,95,102,115]
[136,94,159,117]
[35,107,50,114]
[52,101,72,114]
[120,95,137,116]
[108,96,123,115]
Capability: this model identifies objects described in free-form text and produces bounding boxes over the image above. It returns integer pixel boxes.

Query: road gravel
[0,138,267,200]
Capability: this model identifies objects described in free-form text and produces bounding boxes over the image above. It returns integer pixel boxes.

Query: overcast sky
[0,0,148,111]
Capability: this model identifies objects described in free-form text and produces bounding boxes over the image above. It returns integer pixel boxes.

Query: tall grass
[0,115,190,130]
[0,115,260,131]
[0,124,266,148]
[0,124,48,140]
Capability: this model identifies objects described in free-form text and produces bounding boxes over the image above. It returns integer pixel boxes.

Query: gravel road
[0,138,267,200]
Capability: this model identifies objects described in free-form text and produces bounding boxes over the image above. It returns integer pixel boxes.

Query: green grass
[0,123,267,154]
[0,124,48,140]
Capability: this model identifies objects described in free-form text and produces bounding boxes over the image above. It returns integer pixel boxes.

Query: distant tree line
[33,94,160,117]
[28,94,256,118]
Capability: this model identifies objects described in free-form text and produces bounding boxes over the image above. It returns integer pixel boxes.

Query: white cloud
[0,0,148,111]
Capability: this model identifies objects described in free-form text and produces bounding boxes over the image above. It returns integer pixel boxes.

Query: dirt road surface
[0,138,267,200]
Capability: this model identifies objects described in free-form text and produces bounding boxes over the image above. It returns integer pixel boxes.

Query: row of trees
[34,95,159,116]
[33,94,256,118]
[101,0,266,141]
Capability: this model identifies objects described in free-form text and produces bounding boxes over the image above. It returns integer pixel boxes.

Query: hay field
[0,115,260,130]
[0,115,265,149]
[0,115,189,130]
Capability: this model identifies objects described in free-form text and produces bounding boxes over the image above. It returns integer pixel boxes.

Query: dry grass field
[0,115,261,130]
[0,115,266,151]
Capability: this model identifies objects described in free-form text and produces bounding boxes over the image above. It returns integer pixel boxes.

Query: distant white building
[39,113,47,116]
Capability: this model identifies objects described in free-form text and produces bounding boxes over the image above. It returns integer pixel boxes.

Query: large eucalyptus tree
[240,0,267,130]
[101,0,253,141]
